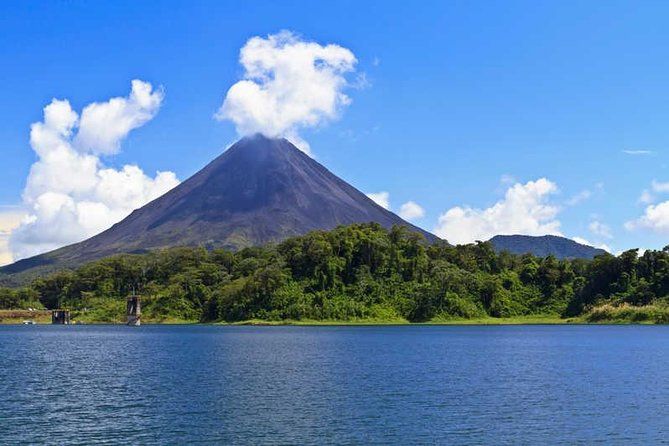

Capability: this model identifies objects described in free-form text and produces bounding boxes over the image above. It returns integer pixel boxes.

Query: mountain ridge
[489,234,607,259]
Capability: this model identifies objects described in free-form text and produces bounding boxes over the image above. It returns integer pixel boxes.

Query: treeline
[1,223,668,322]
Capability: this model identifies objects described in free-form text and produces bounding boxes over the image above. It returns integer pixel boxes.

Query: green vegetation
[584,303,669,324]
[0,287,42,311]
[1,223,669,324]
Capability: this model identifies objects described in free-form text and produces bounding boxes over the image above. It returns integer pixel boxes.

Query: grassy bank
[0,312,575,325]
[226,314,581,325]
[72,305,199,324]
[0,309,198,325]
[7,308,669,325]
[0,310,51,324]
[584,304,669,324]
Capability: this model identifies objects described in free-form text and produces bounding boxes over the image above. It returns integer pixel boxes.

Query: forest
[2,223,669,324]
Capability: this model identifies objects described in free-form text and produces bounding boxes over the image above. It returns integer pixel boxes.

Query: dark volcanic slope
[489,234,607,260]
[2,135,439,280]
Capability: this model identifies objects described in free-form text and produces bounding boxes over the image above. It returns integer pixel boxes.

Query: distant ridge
[489,234,607,259]
[1,134,439,284]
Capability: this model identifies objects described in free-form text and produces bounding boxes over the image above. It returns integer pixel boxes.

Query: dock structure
[126,296,141,326]
[51,310,70,325]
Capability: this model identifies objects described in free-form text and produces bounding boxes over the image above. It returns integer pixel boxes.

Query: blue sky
[1,0,669,263]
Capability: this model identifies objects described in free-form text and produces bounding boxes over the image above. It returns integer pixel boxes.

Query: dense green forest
[2,223,669,323]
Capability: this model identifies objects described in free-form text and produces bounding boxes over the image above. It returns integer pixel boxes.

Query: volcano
[1,135,439,282]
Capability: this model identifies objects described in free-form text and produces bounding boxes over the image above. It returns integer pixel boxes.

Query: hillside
[489,234,607,259]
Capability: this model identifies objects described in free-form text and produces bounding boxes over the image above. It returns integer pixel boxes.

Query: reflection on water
[1,325,668,444]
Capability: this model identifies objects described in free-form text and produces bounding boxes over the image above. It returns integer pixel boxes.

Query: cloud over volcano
[216,31,358,153]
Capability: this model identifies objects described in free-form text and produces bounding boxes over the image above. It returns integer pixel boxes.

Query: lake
[0,325,667,445]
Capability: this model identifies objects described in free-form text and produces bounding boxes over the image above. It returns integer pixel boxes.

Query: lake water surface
[1,325,668,445]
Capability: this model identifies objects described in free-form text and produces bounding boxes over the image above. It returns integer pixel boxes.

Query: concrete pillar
[51,310,70,325]
[126,296,141,326]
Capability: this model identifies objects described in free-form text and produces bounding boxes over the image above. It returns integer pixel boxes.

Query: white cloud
[398,201,425,221]
[216,31,358,154]
[573,236,611,253]
[572,236,589,246]
[588,220,612,239]
[566,189,592,206]
[434,178,561,244]
[499,174,516,185]
[8,80,179,261]
[636,180,669,205]
[623,149,654,155]
[651,180,669,193]
[0,210,25,266]
[625,180,669,234]
[639,189,654,205]
[75,80,163,155]
[366,192,390,210]
[625,200,669,234]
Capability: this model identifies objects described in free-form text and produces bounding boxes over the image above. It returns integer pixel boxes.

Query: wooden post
[51,309,70,325]
[126,296,141,326]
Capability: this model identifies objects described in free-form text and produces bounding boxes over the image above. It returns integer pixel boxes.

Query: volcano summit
[1,135,439,281]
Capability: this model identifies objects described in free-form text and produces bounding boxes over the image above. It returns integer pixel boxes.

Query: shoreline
[2,313,667,326]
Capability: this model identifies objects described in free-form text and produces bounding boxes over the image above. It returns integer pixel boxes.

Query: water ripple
[0,325,668,444]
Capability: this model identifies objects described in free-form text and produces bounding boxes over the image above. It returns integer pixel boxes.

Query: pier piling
[126,296,141,326]
[51,310,70,325]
